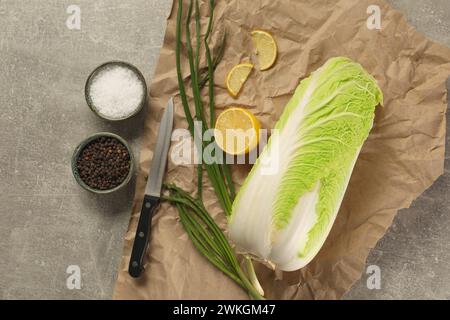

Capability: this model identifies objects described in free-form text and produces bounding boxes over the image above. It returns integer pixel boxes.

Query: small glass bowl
[85,61,147,121]
[71,132,135,194]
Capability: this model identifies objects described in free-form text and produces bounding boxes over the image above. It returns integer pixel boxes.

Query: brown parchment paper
[113,0,450,299]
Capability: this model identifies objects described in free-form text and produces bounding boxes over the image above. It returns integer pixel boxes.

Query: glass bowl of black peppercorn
[71,132,135,194]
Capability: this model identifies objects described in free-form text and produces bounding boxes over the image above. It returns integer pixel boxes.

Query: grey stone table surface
[0,0,449,300]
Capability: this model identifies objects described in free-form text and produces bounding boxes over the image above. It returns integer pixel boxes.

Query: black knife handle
[128,195,160,278]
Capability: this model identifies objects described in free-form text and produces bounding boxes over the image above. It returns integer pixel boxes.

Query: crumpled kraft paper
[113,0,450,299]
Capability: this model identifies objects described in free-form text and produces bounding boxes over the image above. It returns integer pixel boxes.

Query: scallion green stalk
[170,0,264,300]
[163,184,264,300]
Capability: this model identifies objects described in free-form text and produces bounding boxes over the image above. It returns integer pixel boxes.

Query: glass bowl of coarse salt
[85,61,147,121]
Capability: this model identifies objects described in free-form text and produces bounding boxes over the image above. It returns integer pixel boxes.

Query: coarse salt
[89,65,145,120]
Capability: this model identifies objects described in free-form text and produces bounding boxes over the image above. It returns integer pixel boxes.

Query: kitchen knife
[128,98,174,278]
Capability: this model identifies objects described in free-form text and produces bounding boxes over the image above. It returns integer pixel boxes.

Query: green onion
[170,0,264,300]
[177,0,232,214]
[198,32,225,89]
[194,0,203,199]
[163,184,264,300]
[202,0,235,199]
[175,0,194,135]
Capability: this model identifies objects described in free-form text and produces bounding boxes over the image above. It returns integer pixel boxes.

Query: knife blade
[129,98,174,278]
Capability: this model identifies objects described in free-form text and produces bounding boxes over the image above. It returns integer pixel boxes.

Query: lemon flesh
[226,63,253,98]
[215,107,261,155]
[251,30,277,71]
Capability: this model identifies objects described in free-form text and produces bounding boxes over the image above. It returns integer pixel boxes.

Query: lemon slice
[251,30,277,70]
[226,63,253,98]
[215,107,261,155]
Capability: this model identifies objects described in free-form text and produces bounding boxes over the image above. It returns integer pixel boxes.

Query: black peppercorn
[76,137,131,190]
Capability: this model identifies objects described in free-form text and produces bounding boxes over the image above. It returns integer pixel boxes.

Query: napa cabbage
[229,57,383,271]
